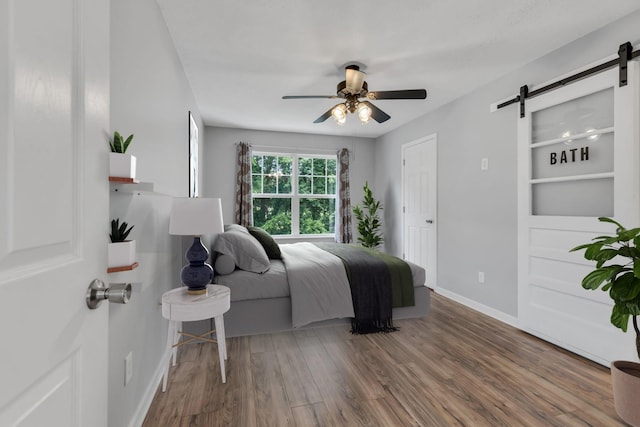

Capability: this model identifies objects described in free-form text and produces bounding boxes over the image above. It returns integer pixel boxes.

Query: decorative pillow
[214,254,236,275]
[224,224,249,234]
[247,226,282,259]
[212,230,270,273]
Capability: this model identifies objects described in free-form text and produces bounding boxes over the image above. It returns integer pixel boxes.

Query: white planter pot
[108,240,136,268]
[109,153,136,179]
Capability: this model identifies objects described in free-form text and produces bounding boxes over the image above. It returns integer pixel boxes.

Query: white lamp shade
[169,197,224,236]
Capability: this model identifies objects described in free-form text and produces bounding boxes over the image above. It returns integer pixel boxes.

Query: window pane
[313,158,326,176]
[327,159,336,176]
[327,177,336,194]
[252,198,292,235]
[531,133,613,180]
[252,175,262,194]
[264,156,277,175]
[300,198,335,235]
[299,157,312,176]
[252,155,263,174]
[278,176,292,193]
[532,178,613,216]
[532,88,613,143]
[279,156,292,175]
[264,176,277,193]
[313,177,326,194]
[299,176,312,194]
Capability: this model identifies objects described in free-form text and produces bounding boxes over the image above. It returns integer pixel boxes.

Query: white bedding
[280,242,355,328]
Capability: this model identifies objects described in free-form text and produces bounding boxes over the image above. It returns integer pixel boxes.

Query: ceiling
[157,0,640,139]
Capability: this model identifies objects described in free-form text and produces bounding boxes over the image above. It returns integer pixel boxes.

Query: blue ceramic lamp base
[181,236,213,295]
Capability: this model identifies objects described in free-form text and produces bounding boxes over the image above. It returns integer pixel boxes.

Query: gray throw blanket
[314,243,398,334]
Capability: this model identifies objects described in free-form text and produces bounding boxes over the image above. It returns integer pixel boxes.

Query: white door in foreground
[0,0,110,425]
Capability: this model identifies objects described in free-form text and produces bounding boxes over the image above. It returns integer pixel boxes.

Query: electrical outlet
[125,352,133,386]
[478,272,485,284]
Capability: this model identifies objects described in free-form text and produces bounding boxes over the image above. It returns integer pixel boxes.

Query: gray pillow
[212,231,270,273]
[224,224,249,234]
[214,254,236,275]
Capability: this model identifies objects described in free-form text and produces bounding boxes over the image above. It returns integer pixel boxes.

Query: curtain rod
[497,41,639,117]
[249,143,340,155]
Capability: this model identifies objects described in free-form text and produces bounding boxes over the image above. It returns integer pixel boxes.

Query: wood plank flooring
[142,291,624,426]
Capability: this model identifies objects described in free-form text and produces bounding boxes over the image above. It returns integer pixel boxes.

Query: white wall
[202,126,377,237]
[109,1,202,426]
[375,10,640,319]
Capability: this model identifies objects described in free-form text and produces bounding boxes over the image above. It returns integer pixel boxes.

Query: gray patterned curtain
[234,142,253,226]
[336,148,352,243]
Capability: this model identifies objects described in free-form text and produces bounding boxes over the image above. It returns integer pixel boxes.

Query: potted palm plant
[570,217,640,426]
[109,131,136,180]
[353,181,383,249]
[108,218,136,268]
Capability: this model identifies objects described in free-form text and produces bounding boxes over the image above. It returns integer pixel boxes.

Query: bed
[207,224,431,337]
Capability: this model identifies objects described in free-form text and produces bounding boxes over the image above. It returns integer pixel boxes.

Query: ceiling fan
[282,65,427,125]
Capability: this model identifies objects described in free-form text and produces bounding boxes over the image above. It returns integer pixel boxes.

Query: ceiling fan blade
[345,66,366,92]
[313,105,338,123]
[282,95,339,99]
[367,89,427,100]
[360,101,390,123]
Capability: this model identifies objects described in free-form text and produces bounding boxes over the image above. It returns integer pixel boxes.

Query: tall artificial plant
[570,217,640,358]
[353,181,383,249]
[109,131,134,154]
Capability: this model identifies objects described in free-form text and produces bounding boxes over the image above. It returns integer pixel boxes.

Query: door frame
[401,133,437,290]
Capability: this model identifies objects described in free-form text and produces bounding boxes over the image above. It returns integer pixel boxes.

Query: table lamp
[169,197,224,294]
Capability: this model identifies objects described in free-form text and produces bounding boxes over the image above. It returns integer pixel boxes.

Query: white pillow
[212,231,270,274]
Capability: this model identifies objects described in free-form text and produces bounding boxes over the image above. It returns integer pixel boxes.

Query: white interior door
[0,0,110,425]
[517,64,639,366]
[402,134,437,289]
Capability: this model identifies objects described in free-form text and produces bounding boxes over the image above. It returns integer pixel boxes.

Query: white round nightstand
[161,284,231,392]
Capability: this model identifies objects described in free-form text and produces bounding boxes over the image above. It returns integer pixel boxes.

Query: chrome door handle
[86,279,132,309]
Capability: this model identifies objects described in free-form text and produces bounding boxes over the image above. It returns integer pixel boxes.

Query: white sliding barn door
[0,0,110,425]
[402,134,437,289]
[517,65,639,366]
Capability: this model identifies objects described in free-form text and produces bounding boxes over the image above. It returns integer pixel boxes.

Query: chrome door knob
[86,279,132,309]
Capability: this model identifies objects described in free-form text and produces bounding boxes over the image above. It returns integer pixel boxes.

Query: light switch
[481,158,489,171]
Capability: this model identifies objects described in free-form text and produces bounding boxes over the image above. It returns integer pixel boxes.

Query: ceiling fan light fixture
[357,103,372,124]
[331,104,347,124]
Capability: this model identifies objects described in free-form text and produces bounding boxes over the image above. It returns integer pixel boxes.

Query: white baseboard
[435,287,519,328]
[128,354,167,427]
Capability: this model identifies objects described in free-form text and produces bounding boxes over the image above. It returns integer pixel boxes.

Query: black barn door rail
[497,42,640,118]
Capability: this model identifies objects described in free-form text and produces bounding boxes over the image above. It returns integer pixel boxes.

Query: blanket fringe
[350,318,398,335]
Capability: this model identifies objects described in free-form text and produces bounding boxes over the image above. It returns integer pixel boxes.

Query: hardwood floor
[142,291,624,426]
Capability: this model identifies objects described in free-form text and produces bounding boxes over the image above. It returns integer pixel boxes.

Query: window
[252,153,336,236]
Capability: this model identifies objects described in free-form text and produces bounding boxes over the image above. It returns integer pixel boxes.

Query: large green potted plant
[353,181,383,249]
[571,217,640,426]
[109,131,136,179]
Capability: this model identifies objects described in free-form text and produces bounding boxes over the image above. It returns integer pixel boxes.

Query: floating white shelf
[110,180,173,196]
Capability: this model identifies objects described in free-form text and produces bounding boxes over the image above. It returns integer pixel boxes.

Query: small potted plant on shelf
[109,131,136,180]
[570,217,640,426]
[108,218,136,268]
[353,181,383,249]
